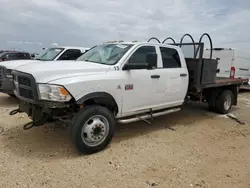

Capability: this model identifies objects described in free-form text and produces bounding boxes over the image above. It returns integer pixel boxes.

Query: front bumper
[0,77,14,95]
[17,99,72,126]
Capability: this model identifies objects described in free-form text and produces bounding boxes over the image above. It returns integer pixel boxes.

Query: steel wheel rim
[224,94,231,111]
[81,115,109,147]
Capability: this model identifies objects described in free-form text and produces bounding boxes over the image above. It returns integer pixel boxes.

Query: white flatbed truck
[9,33,248,154]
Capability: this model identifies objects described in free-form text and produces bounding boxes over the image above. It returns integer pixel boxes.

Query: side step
[117,107,181,124]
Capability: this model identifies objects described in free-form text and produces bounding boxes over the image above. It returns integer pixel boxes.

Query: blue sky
[0,0,250,53]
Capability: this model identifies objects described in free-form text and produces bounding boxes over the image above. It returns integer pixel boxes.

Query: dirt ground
[0,92,250,188]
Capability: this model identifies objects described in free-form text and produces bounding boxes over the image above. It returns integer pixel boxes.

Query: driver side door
[121,45,163,116]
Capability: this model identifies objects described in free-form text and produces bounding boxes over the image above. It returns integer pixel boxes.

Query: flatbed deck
[200,77,249,89]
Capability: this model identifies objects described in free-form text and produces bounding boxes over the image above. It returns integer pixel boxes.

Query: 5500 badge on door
[125,84,133,90]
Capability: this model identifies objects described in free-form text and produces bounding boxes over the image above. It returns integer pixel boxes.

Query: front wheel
[71,105,116,154]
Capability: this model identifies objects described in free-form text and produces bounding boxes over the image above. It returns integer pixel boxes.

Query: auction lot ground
[0,92,250,188]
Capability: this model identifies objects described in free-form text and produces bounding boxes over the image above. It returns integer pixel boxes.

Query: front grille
[13,71,38,102]
[18,76,32,86]
[19,87,34,99]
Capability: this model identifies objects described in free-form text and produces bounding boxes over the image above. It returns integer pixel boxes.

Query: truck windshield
[77,44,134,65]
[35,48,64,61]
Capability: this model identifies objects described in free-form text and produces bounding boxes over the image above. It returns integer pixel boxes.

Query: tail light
[230,66,235,78]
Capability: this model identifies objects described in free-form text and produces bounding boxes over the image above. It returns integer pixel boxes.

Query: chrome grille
[13,71,37,101]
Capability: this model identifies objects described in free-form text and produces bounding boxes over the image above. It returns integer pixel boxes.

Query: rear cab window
[17,53,31,59]
[159,46,181,68]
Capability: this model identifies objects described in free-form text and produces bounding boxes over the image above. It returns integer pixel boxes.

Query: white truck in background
[0,46,89,96]
[203,48,250,88]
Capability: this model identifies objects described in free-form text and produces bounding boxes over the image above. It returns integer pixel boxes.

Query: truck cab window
[160,47,181,68]
[129,46,156,64]
[35,48,64,61]
[17,53,31,59]
[6,53,18,60]
[58,49,82,60]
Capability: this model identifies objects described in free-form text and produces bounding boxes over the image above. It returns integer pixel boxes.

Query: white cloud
[7,40,42,45]
[0,0,250,52]
[51,43,59,46]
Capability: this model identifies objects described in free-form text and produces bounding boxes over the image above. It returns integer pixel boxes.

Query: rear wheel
[215,90,233,114]
[71,105,116,154]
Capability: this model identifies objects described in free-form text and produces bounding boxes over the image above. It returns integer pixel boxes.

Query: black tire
[215,90,233,114]
[71,105,116,154]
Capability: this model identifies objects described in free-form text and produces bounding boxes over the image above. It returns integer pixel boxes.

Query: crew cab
[0,46,89,96]
[10,34,248,154]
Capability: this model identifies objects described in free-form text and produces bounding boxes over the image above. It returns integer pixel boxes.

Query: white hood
[0,60,40,69]
[14,60,111,83]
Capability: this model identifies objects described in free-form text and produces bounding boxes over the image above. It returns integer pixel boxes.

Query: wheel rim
[81,115,109,147]
[224,94,232,111]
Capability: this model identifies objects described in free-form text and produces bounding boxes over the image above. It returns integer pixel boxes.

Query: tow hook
[23,122,34,130]
[23,116,49,130]
[9,109,20,116]
[23,120,45,130]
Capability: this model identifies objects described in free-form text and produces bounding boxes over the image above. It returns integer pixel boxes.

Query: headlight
[38,84,72,102]
[6,69,13,78]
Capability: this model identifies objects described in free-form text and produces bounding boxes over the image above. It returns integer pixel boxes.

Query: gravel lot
[0,92,250,188]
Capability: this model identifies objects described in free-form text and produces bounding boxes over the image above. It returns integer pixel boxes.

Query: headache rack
[147,33,219,91]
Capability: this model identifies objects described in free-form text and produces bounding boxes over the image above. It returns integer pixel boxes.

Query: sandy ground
[0,92,250,188]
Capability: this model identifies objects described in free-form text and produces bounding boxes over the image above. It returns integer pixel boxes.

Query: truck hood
[14,60,111,83]
[0,60,40,69]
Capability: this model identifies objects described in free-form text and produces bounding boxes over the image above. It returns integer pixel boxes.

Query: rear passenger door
[57,49,82,60]
[158,46,188,107]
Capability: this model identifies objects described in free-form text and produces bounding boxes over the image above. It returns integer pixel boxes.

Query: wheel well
[77,92,119,114]
[204,85,238,105]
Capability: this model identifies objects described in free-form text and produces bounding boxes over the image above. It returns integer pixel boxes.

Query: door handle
[180,73,187,77]
[239,68,249,71]
[151,75,160,79]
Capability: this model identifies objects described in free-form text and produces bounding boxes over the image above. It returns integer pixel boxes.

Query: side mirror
[146,53,157,70]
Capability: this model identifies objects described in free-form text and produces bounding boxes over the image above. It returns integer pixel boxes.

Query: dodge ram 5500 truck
[0,46,89,96]
[10,33,248,154]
